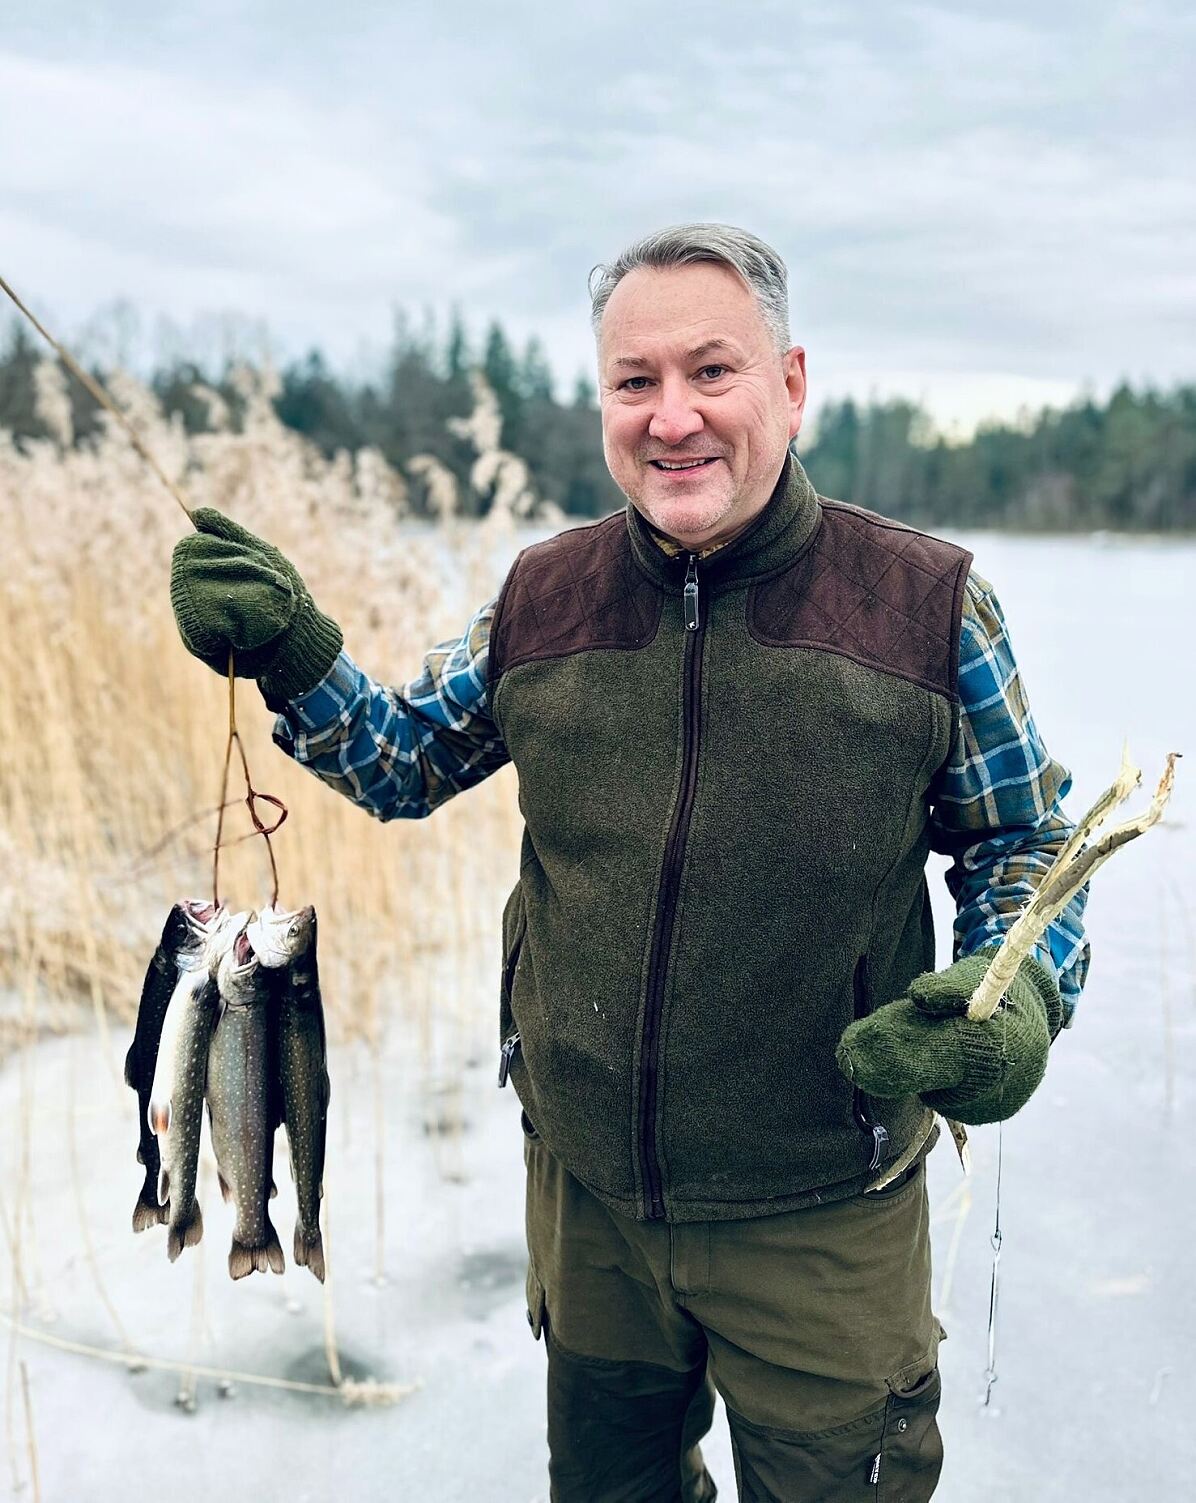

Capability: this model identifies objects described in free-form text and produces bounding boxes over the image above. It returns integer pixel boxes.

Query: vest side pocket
[499,885,529,1039]
[852,954,891,1170]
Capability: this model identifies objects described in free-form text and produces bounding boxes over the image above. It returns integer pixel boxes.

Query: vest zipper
[683,553,700,630]
[638,553,706,1219]
[852,956,890,1170]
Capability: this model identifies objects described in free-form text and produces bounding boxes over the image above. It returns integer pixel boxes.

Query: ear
[782,346,807,440]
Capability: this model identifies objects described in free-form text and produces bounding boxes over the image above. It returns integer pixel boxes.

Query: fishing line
[0,272,194,527]
[212,649,288,909]
[982,1120,1004,1411]
[979,993,1013,1412]
[0,271,289,900]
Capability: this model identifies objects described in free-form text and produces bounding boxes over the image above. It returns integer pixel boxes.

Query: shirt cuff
[271,649,365,754]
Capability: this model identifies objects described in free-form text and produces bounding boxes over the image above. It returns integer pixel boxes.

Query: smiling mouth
[649,457,720,472]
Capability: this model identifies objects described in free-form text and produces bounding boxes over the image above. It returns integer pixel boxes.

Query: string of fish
[0,271,332,1286]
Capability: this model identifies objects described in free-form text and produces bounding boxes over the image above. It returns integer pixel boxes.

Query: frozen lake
[2,529,1193,1501]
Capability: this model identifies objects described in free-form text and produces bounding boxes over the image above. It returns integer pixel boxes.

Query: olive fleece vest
[490,451,973,1223]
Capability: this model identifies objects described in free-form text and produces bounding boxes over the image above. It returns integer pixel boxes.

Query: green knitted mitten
[835,949,1064,1126]
[170,508,343,701]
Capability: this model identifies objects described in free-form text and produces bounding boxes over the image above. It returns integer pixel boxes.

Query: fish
[275,908,329,1282]
[124,903,196,1232]
[150,914,230,1260]
[205,914,308,1279]
[245,904,316,972]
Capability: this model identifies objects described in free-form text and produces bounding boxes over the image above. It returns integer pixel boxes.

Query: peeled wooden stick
[966,750,1180,1022]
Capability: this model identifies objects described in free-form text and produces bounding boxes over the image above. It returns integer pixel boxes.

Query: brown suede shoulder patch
[491,512,664,681]
[748,499,972,697]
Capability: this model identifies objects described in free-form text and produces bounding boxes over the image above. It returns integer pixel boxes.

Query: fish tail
[228,1222,285,1281]
[167,1201,202,1262]
[264,1216,285,1275]
[293,1223,325,1284]
[228,1239,257,1280]
[132,1184,169,1234]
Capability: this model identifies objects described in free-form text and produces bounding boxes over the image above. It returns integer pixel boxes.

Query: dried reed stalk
[18,1361,40,1503]
[967,749,1180,1022]
[0,1313,419,1406]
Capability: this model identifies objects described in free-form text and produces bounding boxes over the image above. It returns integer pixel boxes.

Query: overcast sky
[2,1,1193,431]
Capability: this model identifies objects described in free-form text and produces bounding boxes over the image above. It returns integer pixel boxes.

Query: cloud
[1,1,1193,426]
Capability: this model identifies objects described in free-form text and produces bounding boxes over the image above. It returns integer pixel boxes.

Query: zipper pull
[683,554,700,631]
[498,1032,520,1087]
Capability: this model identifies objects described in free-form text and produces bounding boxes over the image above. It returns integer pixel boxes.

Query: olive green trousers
[523,1132,944,1502]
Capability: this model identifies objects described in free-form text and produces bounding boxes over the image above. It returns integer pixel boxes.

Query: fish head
[216,917,260,1005]
[174,900,226,971]
[246,904,315,968]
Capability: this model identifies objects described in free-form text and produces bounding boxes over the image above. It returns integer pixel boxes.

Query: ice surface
[2,533,1193,1501]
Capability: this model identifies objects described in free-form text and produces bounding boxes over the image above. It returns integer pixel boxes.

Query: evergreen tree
[519,337,555,403]
[445,306,470,383]
[572,372,597,409]
[483,320,524,450]
[275,350,364,455]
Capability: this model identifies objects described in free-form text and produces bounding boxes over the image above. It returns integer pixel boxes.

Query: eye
[697,364,727,380]
[619,376,651,392]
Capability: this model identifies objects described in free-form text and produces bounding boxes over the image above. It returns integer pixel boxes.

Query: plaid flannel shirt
[274,567,1090,1018]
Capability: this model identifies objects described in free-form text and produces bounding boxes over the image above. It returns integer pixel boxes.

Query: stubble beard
[629,463,739,548]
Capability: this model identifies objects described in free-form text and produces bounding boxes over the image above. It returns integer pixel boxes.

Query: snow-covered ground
[3,532,1193,1502]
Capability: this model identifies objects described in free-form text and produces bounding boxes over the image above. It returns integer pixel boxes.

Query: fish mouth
[233,929,255,967]
[185,899,220,926]
[180,901,229,963]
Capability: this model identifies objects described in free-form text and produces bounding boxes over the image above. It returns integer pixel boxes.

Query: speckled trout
[148,911,233,1261]
[207,906,313,1279]
[276,908,329,1282]
[125,903,195,1232]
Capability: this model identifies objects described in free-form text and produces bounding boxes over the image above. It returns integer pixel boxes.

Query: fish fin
[123,1043,137,1089]
[228,1225,284,1280]
[158,1166,171,1204]
[167,1201,202,1262]
[265,1217,285,1275]
[293,1223,325,1284]
[228,1240,257,1280]
[269,1178,278,1200]
[217,1171,233,1204]
[149,1100,171,1135]
[136,1145,145,1167]
[132,1188,168,1234]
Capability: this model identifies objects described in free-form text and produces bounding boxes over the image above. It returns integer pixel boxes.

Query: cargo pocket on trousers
[525,1260,546,1341]
[874,1361,943,1500]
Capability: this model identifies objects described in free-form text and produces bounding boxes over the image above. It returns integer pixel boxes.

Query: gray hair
[589,223,791,352]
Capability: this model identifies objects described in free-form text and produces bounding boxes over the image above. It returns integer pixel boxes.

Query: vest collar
[626,448,822,592]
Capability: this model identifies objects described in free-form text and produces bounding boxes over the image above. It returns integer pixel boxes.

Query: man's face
[598,262,807,552]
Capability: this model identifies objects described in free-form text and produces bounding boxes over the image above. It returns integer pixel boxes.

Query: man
[171,224,1088,1501]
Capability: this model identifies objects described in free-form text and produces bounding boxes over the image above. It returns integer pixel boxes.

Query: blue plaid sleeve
[930,571,1090,1022]
[271,597,508,819]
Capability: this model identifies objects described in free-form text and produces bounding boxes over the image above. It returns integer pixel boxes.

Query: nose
[647,376,704,447]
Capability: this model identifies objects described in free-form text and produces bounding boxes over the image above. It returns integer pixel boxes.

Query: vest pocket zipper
[499,902,527,1088]
[498,1031,521,1088]
[852,955,890,1170]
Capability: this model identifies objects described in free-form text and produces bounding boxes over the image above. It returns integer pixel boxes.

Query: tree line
[2,312,1193,530]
